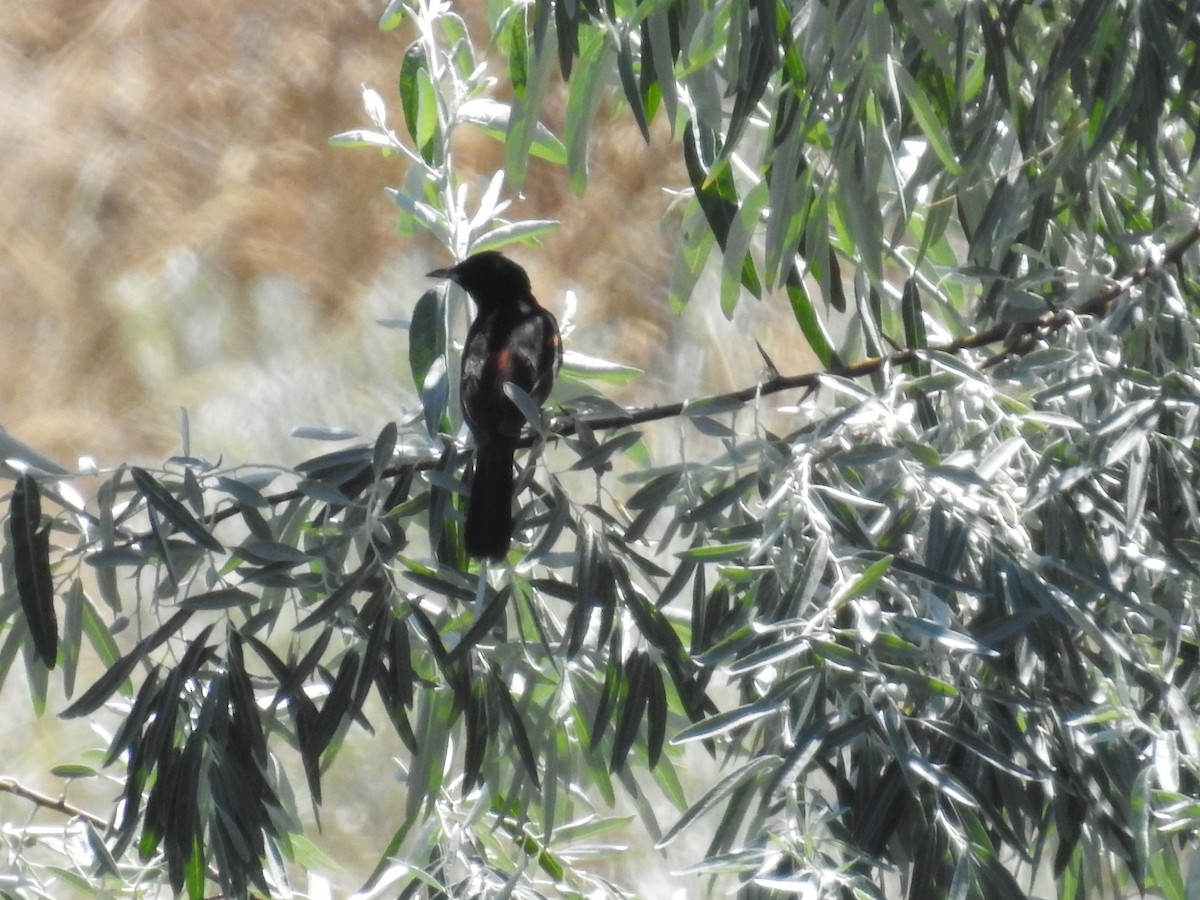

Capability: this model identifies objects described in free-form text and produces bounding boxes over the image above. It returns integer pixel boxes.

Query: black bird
[428,251,562,560]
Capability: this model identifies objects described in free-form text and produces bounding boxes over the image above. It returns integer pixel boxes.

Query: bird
[428,251,562,560]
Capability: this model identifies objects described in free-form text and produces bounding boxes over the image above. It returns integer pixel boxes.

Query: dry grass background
[0,0,810,469]
[0,0,814,893]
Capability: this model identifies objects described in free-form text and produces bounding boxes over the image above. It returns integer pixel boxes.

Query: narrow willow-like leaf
[765,92,809,281]
[901,277,930,376]
[590,630,622,752]
[565,29,615,195]
[644,1,679,131]
[506,2,558,188]
[178,588,257,612]
[130,467,224,553]
[373,421,399,479]
[829,555,893,606]
[492,665,541,787]
[786,269,839,368]
[645,656,668,767]
[892,64,961,175]
[62,610,196,718]
[683,121,762,299]
[408,287,444,413]
[314,650,361,754]
[436,11,474,82]
[446,586,510,664]
[470,219,561,254]
[671,694,777,744]
[60,579,84,696]
[656,755,778,848]
[9,475,57,667]
[723,0,777,154]
[610,651,648,772]
[569,430,643,472]
[399,44,429,155]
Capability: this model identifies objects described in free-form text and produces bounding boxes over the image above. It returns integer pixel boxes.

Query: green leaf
[491,664,541,787]
[385,186,450,244]
[724,0,778,154]
[399,43,442,165]
[569,430,644,472]
[901,277,930,376]
[830,555,893,606]
[130,467,224,553]
[891,63,961,175]
[678,541,753,561]
[446,587,510,665]
[565,28,616,195]
[506,5,560,186]
[60,579,83,696]
[405,688,455,824]
[455,98,567,165]
[720,179,768,316]
[590,631,622,751]
[560,349,644,385]
[9,475,57,667]
[378,0,405,30]
[328,128,395,149]
[645,660,668,767]
[373,420,398,478]
[785,268,839,369]
[611,651,649,772]
[470,219,560,253]
[765,94,808,282]
[62,609,194,718]
[644,1,679,131]
[60,645,142,718]
[683,121,762,301]
[656,755,778,848]
[178,588,257,611]
[671,694,777,744]
[437,12,474,82]
[408,287,444,400]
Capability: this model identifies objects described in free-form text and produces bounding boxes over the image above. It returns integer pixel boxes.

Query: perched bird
[428,251,562,560]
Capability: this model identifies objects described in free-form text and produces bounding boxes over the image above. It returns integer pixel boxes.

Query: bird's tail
[466,441,516,560]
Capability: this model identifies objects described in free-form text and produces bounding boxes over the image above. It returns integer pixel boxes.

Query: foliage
[3,0,1200,898]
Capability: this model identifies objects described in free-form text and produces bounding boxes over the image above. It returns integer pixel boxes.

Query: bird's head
[427,251,532,306]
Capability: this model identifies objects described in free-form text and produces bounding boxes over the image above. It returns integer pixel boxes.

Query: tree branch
[87,220,1200,545]
[549,221,1200,437]
[0,776,109,828]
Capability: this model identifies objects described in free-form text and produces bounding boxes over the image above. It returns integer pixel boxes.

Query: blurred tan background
[1,0,812,472]
[0,0,747,471]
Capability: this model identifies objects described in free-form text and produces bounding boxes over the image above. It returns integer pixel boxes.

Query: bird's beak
[427,266,456,280]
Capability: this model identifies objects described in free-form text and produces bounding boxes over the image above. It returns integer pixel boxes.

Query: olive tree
[3,1,1200,897]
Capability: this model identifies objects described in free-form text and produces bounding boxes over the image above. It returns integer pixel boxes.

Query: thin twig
[549,221,1200,437]
[102,220,1200,542]
[0,777,109,829]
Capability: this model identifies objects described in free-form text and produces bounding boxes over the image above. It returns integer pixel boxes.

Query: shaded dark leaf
[178,588,257,612]
[491,664,541,787]
[130,467,223,553]
[610,650,648,773]
[61,610,195,718]
[657,755,777,849]
[296,563,371,630]
[461,682,488,792]
[447,586,510,666]
[314,650,361,754]
[645,659,668,768]
[590,629,622,752]
[9,475,57,666]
